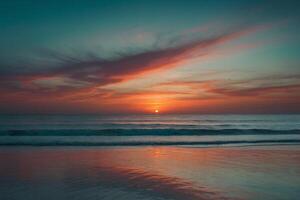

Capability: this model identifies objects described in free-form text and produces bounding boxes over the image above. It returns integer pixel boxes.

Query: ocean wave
[1,139,300,146]
[2,129,300,136]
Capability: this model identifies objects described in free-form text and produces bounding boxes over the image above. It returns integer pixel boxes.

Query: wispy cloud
[156,74,300,99]
[0,24,264,95]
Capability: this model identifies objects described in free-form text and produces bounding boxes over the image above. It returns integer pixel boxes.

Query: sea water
[0,114,299,147]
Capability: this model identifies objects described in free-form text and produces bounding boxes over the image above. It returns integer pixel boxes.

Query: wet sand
[0,145,300,200]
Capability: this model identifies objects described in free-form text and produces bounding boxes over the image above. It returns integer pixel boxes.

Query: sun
[155,109,159,113]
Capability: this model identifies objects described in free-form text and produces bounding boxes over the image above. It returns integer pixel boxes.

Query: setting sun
[155,109,159,113]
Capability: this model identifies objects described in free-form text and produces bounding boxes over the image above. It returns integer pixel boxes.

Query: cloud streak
[156,74,300,99]
[0,25,263,95]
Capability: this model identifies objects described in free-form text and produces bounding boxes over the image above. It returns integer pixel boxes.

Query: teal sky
[0,0,300,114]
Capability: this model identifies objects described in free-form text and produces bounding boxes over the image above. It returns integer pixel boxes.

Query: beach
[1,114,300,200]
[1,145,300,200]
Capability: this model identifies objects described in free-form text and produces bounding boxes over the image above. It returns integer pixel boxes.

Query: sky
[0,0,300,114]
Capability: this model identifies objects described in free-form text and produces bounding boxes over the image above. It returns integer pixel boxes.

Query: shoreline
[0,140,300,147]
[0,143,299,150]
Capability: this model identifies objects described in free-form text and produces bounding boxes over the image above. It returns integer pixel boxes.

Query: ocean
[0,114,300,147]
[0,115,300,200]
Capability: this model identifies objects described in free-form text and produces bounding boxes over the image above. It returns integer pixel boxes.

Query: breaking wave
[2,128,300,136]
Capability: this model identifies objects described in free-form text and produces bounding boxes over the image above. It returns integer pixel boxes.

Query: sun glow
[155,109,159,113]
